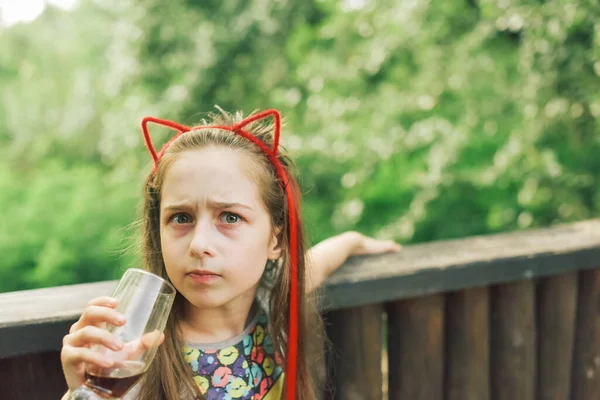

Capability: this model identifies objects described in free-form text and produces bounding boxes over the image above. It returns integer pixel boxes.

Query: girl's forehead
[161,147,265,207]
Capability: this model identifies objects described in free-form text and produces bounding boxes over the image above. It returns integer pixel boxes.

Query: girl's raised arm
[305,231,401,292]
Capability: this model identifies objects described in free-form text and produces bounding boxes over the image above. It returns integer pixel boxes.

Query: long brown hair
[136,109,324,399]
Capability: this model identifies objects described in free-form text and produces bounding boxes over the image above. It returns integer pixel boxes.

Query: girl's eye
[220,212,241,224]
[171,213,192,224]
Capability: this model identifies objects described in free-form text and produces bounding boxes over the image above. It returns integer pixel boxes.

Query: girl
[60,108,400,399]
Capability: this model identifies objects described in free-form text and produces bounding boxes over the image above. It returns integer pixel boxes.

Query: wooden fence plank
[387,294,444,400]
[571,269,600,399]
[445,286,490,400]
[0,351,66,399]
[491,280,536,400]
[536,273,577,400]
[326,304,383,400]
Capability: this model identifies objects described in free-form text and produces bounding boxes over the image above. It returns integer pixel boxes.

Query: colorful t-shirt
[182,310,285,399]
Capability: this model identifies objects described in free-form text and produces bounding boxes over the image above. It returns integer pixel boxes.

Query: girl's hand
[110,330,165,366]
[348,231,402,256]
[60,296,126,391]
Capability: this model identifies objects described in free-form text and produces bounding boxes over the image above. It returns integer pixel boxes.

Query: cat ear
[141,117,191,170]
[232,109,282,156]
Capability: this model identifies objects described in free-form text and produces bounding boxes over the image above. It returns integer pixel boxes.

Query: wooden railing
[2,220,600,399]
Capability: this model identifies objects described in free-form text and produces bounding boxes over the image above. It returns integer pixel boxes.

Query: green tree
[0,0,599,292]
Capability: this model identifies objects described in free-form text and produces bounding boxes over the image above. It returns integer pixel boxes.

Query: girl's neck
[180,291,258,344]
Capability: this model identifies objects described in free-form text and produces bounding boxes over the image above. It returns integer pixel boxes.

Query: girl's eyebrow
[209,200,254,211]
[161,201,193,212]
[162,200,254,212]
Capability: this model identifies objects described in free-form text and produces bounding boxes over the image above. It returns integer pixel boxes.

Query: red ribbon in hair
[141,109,299,399]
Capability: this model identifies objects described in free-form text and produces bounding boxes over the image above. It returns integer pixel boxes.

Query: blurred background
[0,0,599,293]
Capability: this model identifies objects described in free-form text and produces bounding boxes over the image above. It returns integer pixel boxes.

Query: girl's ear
[268,226,284,260]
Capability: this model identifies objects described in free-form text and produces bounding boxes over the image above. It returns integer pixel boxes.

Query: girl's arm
[306,231,401,292]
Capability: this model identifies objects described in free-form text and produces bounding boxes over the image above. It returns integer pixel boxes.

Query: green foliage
[0,160,140,292]
[0,0,599,292]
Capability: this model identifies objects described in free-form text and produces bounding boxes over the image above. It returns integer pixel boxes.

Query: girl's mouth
[187,271,221,284]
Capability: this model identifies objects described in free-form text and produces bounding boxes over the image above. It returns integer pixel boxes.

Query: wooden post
[326,304,383,400]
[536,273,577,400]
[491,280,536,400]
[387,294,444,400]
[571,269,600,399]
[445,286,490,400]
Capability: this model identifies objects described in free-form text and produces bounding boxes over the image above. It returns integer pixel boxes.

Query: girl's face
[159,146,281,310]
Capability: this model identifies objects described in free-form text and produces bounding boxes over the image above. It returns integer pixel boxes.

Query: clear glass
[70,268,176,399]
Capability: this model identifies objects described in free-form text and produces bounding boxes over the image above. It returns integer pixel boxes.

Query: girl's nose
[189,220,216,258]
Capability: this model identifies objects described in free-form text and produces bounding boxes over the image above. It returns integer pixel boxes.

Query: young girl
[60,108,400,399]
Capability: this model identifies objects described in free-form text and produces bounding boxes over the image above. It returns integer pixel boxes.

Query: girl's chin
[185,296,229,310]
[181,289,233,309]
[182,289,259,311]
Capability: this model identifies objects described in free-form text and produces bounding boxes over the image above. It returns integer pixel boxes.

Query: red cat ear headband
[141,109,300,399]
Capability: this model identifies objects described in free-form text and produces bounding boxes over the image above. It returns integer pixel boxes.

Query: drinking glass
[70,268,176,399]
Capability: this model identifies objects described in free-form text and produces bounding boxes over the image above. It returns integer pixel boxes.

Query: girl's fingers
[70,304,126,334]
[70,297,118,333]
[379,240,402,252]
[119,331,165,361]
[140,331,165,350]
[61,345,115,369]
[87,296,118,307]
[64,326,124,351]
[356,238,402,255]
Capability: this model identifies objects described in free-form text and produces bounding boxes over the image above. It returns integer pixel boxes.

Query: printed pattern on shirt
[183,312,284,399]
